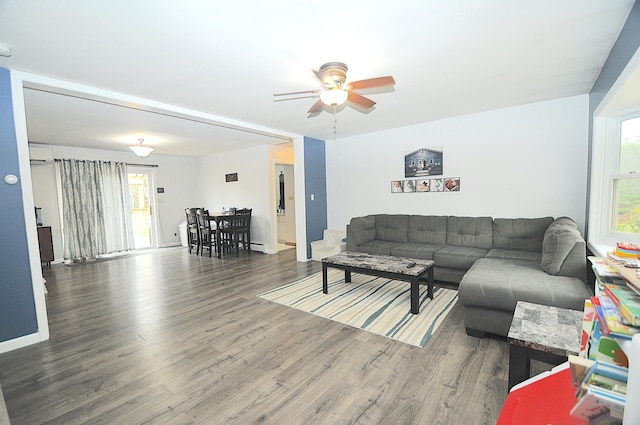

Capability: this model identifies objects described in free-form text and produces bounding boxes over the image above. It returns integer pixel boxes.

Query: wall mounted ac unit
[29,147,53,164]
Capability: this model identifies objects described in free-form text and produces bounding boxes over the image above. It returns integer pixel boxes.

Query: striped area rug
[258,269,458,347]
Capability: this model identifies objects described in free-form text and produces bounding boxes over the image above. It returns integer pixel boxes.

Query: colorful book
[588,319,629,367]
[587,360,629,384]
[604,283,640,326]
[587,410,624,425]
[570,385,625,422]
[591,295,640,339]
[591,262,623,284]
[571,360,628,423]
[580,361,628,397]
[568,354,594,388]
[580,299,596,357]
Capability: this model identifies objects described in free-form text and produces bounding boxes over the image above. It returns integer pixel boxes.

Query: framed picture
[391,180,404,193]
[403,180,416,193]
[417,180,430,192]
[431,178,444,192]
[404,147,443,178]
[445,177,460,192]
[225,172,238,182]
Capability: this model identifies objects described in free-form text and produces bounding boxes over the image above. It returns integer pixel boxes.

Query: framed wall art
[444,177,460,192]
[404,147,443,178]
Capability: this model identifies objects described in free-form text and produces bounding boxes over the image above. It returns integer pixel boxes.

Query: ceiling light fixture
[129,138,154,158]
[320,88,349,107]
[320,88,349,137]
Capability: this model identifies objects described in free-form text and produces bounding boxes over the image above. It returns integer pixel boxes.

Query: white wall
[196,144,274,252]
[29,144,198,260]
[326,95,589,233]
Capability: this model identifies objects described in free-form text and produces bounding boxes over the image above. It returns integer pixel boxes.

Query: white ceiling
[0,0,635,157]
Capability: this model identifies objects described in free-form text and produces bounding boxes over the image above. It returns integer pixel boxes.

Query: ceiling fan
[273,62,395,117]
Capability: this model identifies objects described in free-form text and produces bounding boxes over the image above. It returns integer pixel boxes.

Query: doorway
[276,164,296,251]
[128,167,158,249]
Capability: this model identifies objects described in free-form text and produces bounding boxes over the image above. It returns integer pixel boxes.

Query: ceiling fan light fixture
[129,139,154,158]
[320,88,348,107]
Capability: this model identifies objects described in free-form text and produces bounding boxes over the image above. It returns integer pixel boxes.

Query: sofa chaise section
[458,216,592,337]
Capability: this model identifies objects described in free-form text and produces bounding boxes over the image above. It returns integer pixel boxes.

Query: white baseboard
[0,331,46,354]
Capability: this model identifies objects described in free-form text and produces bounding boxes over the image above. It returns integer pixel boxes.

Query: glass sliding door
[128,167,158,249]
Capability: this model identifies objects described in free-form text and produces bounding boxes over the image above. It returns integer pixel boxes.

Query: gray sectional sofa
[346,214,593,338]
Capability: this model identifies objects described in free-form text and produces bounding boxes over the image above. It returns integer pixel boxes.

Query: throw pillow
[541,222,582,275]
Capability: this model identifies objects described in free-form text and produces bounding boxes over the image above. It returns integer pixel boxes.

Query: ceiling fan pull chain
[333,104,338,134]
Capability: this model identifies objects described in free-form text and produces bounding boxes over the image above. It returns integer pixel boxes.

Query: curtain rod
[54,158,158,168]
[127,163,158,168]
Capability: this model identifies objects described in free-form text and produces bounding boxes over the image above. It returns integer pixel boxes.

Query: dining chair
[196,208,217,257]
[222,208,252,257]
[185,208,201,255]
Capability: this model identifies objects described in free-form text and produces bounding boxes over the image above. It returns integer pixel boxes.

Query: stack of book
[569,356,627,424]
[572,255,640,423]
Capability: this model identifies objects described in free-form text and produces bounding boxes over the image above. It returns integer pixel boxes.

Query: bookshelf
[604,258,640,424]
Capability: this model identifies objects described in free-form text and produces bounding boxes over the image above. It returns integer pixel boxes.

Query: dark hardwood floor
[0,247,518,424]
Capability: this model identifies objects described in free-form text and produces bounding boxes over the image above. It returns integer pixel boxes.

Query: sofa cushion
[458,258,592,312]
[408,215,447,244]
[355,240,399,256]
[433,245,489,270]
[492,217,553,252]
[541,218,584,276]
[375,214,409,243]
[390,243,443,260]
[486,249,542,262]
[349,216,376,246]
[446,216,493,249]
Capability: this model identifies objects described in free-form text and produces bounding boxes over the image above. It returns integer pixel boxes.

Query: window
[612,117,640,236]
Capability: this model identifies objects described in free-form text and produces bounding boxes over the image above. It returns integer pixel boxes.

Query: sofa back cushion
[408,215,447,244]
[375,214,409,243]
[541,217,586,280]
[492,217,554,252]
[349,216,376,246]
[446,216,493,249]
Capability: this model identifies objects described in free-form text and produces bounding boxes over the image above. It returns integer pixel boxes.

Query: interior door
[128,167,158,249]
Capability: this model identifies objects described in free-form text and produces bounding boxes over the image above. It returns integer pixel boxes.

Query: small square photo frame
[391,180,404,193]
[445,177,460,192]
[416,180,430,192]
[431,178,444,192]
[403,180,416,193]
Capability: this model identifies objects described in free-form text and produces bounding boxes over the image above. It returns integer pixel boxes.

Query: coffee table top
[507,301,583,357]
[322,251,434,277]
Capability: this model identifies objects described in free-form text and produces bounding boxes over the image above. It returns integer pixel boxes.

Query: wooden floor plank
[0,247,526,424]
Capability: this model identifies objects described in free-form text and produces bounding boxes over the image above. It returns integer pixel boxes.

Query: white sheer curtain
[56,159,135,261]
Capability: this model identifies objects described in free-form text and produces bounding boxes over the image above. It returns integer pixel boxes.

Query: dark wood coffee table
[322,252,435,314]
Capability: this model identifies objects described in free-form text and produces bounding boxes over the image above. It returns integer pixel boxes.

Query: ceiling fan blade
[348,92,376,109]
[307,99,325,114]
[347,76,395,91]
[273,89,319,97]
[273,95,319,102]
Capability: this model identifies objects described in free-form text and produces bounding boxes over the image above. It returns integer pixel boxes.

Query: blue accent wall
[0,67,39,342]
[589,2,640,113]
[303,136,327,259]
[586,3,640,236]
